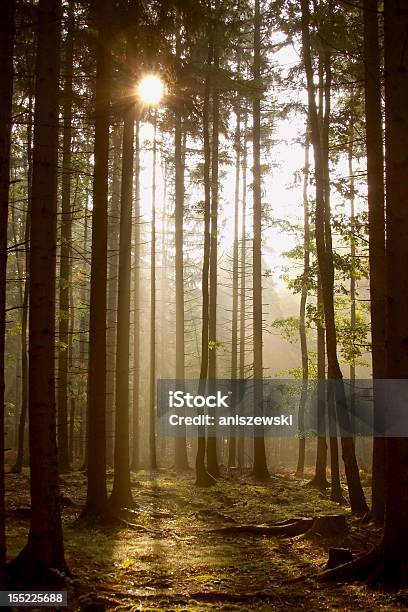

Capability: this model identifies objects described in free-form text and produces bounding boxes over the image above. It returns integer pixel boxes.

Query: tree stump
[325,547,353,569]
[306,514,348,538]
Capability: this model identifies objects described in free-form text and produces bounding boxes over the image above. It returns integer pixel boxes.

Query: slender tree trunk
[57,3,74,472]
[0,0,15,588]
[196,31,215,487]
[13,92,33,474]
[106,128,121,467]
[348,127,357,433]
[110,78,135,508]
[68,288,75,463]
[252,0,269,480]
[174,97,189,469]
[238,113,248,470]
[295,132,310,478]
[149,112,158,470]
[206,30,220,479]
[309,280,329,489]
[83,0,113,518]
[300,0,367,514]
[228,103,241,469]
[131,119,140,470]
[9,0,67,579]
[363,0,386,526]
[80,161,90,467]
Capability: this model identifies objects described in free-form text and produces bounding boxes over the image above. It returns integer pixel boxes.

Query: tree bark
[196,30,215,487]
[252,0,269,480]
[382,0,408,585]
[110,59,135,508]
[0,0,15,588]
[13,91,33,474]
[238,113,248,469]
[131,119,140,471]
[57,3,74,472]
[8,0,68,580]
[106,128,121,467]
[174,83,189,469]
[83,0,113,518]
[206,28,220,479]
[295,131,310,478]
[363,0,386,526]
[228,101,241,468]
[149,112,158,470]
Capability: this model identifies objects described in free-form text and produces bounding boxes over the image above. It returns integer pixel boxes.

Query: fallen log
[212,517,315,536]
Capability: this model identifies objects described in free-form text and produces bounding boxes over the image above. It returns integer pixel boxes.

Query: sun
[137,74,164,106]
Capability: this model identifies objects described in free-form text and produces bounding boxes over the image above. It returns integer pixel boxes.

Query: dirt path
[5,470,407,610]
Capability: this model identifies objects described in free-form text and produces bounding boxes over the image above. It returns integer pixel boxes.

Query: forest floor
[5,468,408,611]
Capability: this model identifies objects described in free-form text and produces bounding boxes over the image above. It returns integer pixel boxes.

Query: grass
[4,469,406,610]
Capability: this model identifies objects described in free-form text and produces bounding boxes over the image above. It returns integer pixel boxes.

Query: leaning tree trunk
[57,3,74,472]
[110,55,135,509]
[82,0,113,519]
[252,0,269,480]
[8,0,68,580]
[300,0,367,515]
[363,0,386,526]
[0,0,15,588]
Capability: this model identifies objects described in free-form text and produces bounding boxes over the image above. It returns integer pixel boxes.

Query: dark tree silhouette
[0,0,15,589]
[83,0,113,519]
[8,0,68,582]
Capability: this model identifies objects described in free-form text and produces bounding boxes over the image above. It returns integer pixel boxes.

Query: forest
[1,0,408,609]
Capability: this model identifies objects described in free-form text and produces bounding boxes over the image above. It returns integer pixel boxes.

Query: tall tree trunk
[196,31,215,487]
[363,0,386,526]
[174,25,188,470]
[149,112,158,470]
[0,0,15,588]
[13,91,33,474]
[252,0,269,480]
[83,0,113,518]
[80,159,91,467]
[68,287,75,463]
[238,113,248,470]
[228,102,241,469]
[300,0,367,514]
[381,0,408,585]
[131,119,140,470]
[309,279,329,489]
[57,3,74,472]
[295,131,310,478]
[206,29,220,479]
[110,71,135,508]
[174,104,189,470]
[9,0,67,579]
[106,128,121,467]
